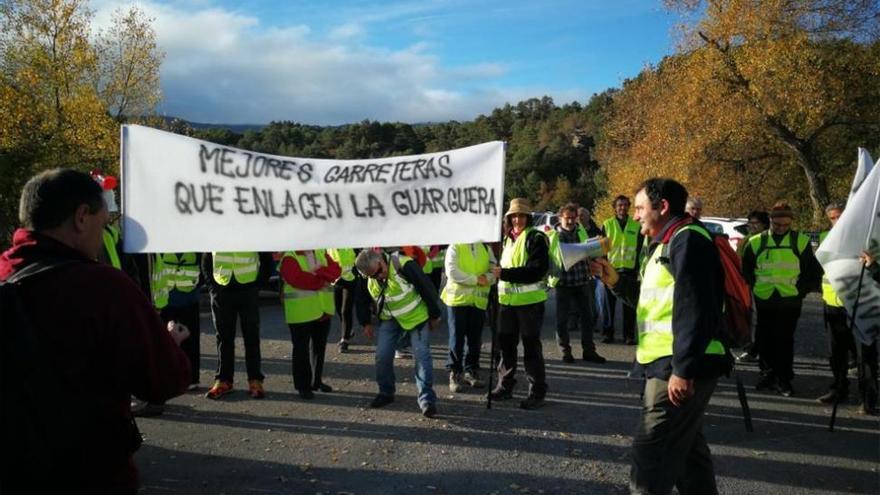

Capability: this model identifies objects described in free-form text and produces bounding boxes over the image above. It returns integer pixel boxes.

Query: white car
[700,216,750,251]
[531,211,558,233]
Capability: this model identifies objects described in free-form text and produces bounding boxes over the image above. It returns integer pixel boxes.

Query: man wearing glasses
[354,249,442,417]
[742,202,821,397]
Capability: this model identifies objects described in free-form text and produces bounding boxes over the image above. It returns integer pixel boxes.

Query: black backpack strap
[790,231,802,259]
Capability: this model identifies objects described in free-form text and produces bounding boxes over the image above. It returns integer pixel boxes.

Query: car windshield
[702,222,724,235]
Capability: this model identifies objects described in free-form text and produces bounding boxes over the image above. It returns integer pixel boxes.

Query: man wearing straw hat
[490,198,551,410]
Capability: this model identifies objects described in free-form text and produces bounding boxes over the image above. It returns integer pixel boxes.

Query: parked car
[700,216,750,251]
[532,211,558,233]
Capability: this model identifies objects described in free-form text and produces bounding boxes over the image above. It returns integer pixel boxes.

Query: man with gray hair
[685,197,704,220]
[355,248,442,417]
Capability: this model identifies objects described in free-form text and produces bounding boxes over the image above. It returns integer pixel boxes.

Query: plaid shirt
[555,225,591,287]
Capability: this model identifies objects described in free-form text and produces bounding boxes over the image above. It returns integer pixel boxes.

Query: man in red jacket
[0,168,191,494]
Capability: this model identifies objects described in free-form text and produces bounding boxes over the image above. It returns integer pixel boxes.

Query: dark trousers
[334,279,356,341]
[825,305,852,392]
[856,341,879,410]
[429,268,443,292]
[160,302,201,385]
[210,287,263,383]
[446,305,485,373]
[497,302,546,397]
[555,284,597,354]
[756,301,801,382]
[288,319,330,392]
[631,377,719,495]
[604,271,637,341]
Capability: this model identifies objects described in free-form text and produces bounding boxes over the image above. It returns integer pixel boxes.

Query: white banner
[816,149,880,345]
[121,125,505,253]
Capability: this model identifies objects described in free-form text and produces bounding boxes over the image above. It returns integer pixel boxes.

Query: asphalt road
[135,293,879,494]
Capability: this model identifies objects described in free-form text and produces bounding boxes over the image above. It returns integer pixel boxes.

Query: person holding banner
[442,242,497,392]
[853,249,879,415]
[742,202,821,397]
[279,249,340,400]
[355,249,442,417]
[490,198,551,410]
[202,251,274,400]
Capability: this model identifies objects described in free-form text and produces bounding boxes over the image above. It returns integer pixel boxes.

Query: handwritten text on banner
[121,125,505,252]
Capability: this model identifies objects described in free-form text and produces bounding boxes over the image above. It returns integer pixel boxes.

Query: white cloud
[90,1,587,125]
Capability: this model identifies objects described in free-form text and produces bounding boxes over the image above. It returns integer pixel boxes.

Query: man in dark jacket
[592,178,730,495]
[0,168,191,494]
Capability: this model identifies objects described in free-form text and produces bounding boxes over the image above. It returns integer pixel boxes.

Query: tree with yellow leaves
[0,0,162,242]
[600,0,880,224]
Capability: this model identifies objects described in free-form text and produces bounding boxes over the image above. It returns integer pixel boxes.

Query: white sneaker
[463,371,484,388]
[394,350,411,359]
[449,371,465,393]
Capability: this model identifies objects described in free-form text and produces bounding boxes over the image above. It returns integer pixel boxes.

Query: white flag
[849,148,876,203]
[816,150,880,345]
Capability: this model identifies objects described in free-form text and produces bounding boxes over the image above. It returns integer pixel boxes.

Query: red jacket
[0,229,191,494]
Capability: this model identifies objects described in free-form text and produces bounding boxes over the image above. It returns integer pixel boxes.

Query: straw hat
[504,198,532,218]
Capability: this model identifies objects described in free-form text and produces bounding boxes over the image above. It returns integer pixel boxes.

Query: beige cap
[504,197,532,218]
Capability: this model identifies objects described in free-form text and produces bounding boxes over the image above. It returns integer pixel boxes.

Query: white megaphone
[559,236,610,271]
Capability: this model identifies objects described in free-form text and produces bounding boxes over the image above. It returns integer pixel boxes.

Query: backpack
[660,218,755,349]
[753,230,803,260]
[0,259,81,492]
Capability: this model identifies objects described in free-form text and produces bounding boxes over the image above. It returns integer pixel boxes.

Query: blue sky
[93,1,680,125]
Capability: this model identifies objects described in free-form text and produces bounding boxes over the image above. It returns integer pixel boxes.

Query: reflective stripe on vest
[603,217,640,269]
[367,254,429,330]
[498,227,548,306]
[748,232,808,300]
[818,231,844,307]
[328,248,356,282]
[161,253,200,293]
[102,226,121,270]
[441,243,491,309]
[213,252,259,285]
[636,224,725,365]
[281,250,335,324]
[151,254,171,309]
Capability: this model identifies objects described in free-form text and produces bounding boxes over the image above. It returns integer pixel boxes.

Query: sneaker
[857,403,877,416]
[561,351,575,364]
[131,400,164,418]
[755,375,776,391]
[582,351,607,364]
[248,379,265,399]
[519,395,545,410]
[187,383,200,392]
[394,350,411,359]
[736,352,758,363]
[817,389,847,404]
[369,394,395,408]
[488,387,513,400]
[298,389,315,400]
[463,371,485,388]
[338,341,349,353]
[312,383,333,393]
[421,403,437,418]
[205,380,233,400]
[776,380,794,398]
[449,371,465,393]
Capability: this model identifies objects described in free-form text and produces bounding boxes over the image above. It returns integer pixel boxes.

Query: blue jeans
[375,319,436,407]
[446,305,484,373]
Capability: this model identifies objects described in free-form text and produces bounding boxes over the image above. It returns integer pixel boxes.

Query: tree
[0,0,117,241]
[93,6,163,122]
[600,1,880,224]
